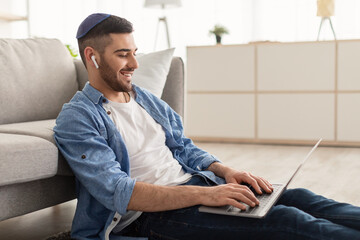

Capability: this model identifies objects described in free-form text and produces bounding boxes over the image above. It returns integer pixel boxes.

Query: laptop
[198,139,322,219]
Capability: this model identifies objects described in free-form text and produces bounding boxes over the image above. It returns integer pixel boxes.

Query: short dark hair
[77,15,133,67]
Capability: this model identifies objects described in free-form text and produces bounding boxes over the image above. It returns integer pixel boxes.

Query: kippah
[76,13,111,39]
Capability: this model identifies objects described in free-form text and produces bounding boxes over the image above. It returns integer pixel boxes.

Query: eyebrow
[113,48,138,53]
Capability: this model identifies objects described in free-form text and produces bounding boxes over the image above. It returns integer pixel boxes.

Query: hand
[200,183,260,210]
[224,169,273,195]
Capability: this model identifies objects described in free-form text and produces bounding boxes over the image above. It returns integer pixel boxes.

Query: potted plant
[209,24,229,44]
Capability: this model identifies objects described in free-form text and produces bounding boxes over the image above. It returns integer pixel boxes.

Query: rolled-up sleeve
[54,105,134,215]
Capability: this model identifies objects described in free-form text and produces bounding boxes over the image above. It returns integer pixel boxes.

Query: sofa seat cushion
[0,119,56,143]
[0,120,74,176]
[0,133,58,186]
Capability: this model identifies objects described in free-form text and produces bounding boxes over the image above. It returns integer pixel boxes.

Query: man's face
[98,33,138,92]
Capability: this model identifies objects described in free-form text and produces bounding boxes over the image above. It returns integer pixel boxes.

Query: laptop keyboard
[227,184,282,214]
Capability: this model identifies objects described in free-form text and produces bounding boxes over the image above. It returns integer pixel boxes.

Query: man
[54,13,360,240]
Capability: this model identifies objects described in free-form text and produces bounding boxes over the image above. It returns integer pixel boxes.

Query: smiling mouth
[120,68,134,78]
[120,71,133,77]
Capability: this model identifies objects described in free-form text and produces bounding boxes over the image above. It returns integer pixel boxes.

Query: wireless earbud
[91,55,99,69]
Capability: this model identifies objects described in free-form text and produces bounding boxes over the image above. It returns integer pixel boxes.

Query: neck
[105,91,129,103]
[122,91,130,103]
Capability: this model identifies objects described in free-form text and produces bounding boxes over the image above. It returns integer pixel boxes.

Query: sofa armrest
[161,57,185,118]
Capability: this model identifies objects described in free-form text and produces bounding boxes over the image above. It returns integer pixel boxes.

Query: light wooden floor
[195,142,360,206]
[1,142,359,240]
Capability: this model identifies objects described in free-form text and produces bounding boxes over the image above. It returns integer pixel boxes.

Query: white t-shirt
[103,92,192,186]
[105,92,193,234]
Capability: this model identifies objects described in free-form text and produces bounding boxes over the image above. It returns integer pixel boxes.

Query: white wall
[2,0,360,59]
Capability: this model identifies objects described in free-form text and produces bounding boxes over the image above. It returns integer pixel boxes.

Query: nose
[128,55,139,70]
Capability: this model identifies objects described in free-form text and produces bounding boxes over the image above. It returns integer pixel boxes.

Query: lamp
[144,0,182,50]
[317,0,336,40]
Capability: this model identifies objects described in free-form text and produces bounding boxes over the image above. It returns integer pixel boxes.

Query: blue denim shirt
[54,83,222,240]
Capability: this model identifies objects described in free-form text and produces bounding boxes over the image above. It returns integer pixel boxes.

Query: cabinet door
[257,42,335,91]
[185,94,255,138]
[338,41,360,91]
[187,45,255,92]
[258,94,335,140]
[338,94,360,141]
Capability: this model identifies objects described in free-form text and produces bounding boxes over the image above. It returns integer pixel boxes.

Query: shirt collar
[82,82,104,104]
[82,82,140,104]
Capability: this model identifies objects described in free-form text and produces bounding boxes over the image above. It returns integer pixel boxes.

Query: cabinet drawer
[185,94,255,138]
[258,94,335,140]
[257,42,335,91]
[338,42,360,91]
[187,45,255,92]
[338,94,360,141]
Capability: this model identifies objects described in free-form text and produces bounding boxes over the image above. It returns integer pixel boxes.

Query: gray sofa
[0,38,184,221]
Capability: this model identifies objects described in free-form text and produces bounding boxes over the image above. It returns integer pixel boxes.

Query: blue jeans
[122,175,360,240]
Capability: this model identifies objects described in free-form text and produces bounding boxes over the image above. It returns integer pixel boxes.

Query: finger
[246,175,263,195]
[228,199,248,211]
[258,177,274,193]
[258,176,272,188]
[232,186,259,206]
[255,177,272,194]
[231,193,257,208]
[229,183,254,196]
[241,190,260,206]
[250,174,274,194]
[237,183,256,195]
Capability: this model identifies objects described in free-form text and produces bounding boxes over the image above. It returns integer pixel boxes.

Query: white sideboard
[186,40,360,146]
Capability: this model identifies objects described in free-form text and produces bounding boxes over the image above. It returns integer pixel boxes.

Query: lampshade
[317,0,335,17]
[144,0,182,9]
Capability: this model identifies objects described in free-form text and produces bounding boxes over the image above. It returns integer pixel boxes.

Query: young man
[54,13,360,240]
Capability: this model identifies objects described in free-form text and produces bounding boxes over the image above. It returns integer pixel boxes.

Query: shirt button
[102,99,107,103]
[113,217,118,222]
[107,111,111,115]
[81,155,86,159]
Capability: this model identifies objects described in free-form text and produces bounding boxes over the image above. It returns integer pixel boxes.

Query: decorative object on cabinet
[209,24,229,44]
[317,0,336,40]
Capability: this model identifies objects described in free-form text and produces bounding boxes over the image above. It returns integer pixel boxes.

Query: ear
[84,47,99,69]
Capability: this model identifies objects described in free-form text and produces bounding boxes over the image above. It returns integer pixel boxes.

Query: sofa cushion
[0,38,79,124]
[0,120,74,176]
[132,48,175,98]
[0,119,56,143]
[0,133,58,186]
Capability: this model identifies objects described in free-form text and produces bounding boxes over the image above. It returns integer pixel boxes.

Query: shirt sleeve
[54,105,135,215]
